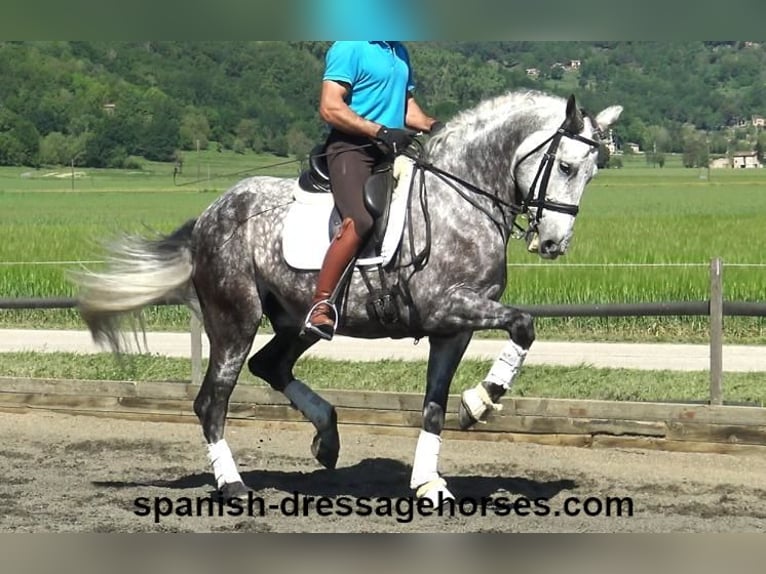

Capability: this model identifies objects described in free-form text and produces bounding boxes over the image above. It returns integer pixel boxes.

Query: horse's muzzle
[538,239,563,259]
[527,232,563,259]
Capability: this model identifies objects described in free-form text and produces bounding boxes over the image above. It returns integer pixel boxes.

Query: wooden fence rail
[1,376,765,455]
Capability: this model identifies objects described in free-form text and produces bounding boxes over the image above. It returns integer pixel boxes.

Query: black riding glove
[374,126,414,156]
[429,120,446,136]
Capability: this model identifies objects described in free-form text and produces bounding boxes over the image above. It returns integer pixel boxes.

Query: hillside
[0,41,764,168]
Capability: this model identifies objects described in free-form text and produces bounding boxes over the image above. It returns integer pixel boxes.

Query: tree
[286,125,313,159]
[39,132,73,165]
[596,143,610,168]
[270,134,289,157]
[681,127,709,168]
[756,132,766,162]
[642,125,670,155]
[179,108,211,151]
[141,99,181,162]
[236,118,263,152]
[0,108,40,166]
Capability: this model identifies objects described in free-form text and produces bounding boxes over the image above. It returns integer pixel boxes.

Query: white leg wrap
[410,430,441,489]
[283,379,332,430]
[207,439,242,489]
[460,340,527,424]
[410,431,454,503]
[460,384,502,423]
[484,339,527,389]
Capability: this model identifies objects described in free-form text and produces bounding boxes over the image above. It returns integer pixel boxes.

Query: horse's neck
[429,111,552,198]
[424,113,546,239]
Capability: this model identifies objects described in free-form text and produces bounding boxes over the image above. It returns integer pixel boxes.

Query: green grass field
[2,150,766,343]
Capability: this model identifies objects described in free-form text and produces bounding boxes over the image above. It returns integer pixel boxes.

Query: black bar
[723,301,766,317]
[513,301,710,317]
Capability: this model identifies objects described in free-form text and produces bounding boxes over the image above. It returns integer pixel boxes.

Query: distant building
[603,129,617,154]
[568,59,581,70]
[752,115,766,128]
[709,157,731,169]
[710,152,762,169]
[525,67,540,78]
[732,151,761,168]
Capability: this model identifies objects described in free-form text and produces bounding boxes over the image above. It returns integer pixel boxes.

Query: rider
[303,41,445,341]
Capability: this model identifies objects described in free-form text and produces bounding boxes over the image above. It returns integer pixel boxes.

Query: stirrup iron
[301,299,338,341]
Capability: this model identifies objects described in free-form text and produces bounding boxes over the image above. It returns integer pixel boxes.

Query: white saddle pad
[282,156,414,270]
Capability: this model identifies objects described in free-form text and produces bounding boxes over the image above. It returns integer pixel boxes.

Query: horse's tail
[68,218,199,353]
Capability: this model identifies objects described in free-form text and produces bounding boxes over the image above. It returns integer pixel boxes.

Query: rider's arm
[319,80,381,139]
[405,93,439,133]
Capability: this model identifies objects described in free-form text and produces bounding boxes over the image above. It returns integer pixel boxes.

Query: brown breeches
[324,130,386,240]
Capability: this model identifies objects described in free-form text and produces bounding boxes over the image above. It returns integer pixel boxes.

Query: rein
[402,149,524,239]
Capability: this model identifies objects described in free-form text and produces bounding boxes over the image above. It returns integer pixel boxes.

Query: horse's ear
[566,94,577,119]
[595,105,624,131]
[564,94,583,132]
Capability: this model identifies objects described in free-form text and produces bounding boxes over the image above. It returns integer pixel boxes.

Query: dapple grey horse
[71,89,622,504]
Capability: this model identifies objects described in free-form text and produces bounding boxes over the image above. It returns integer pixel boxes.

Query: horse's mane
[426,89,567,159]
[423,89,570,187]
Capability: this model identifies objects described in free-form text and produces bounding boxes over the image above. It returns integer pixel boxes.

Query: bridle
[512,116,602,226]
[403,113,602,242]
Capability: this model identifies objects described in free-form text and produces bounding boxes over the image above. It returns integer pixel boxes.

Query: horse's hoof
[458,386,500,430]
[311,408,340,469]
[415,478,454,507]
[458,397,479,430]
[220,481,251,500]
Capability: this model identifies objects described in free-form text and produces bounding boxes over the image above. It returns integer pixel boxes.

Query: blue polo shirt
[323,41,414,129]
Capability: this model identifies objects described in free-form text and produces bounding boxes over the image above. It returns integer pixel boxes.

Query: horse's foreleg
[248,329,340,469]
[411,331,473,504]
[458,337,528,429]
[433,297,535,430]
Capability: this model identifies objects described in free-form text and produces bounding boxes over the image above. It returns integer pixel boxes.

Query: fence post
[190,313,202,387]
[709,257,723,405]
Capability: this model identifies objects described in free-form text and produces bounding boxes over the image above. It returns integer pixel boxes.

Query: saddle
[298,144,395,258]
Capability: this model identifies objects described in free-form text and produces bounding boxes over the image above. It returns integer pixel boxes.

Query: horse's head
[513,94,622,259]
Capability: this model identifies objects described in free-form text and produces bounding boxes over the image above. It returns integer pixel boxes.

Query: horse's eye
[559,161,573,176]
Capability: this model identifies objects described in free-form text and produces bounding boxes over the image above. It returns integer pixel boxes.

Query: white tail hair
[69,219,198,352]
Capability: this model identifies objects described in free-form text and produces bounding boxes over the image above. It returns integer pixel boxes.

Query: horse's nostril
[540,239,557,253]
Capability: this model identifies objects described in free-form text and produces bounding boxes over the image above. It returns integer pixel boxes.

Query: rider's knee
[352,214,374,240]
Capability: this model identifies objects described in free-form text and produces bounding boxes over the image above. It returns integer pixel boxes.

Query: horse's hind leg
[248,295,340,469]
[192,280,261,499]
[410,331,473,504]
